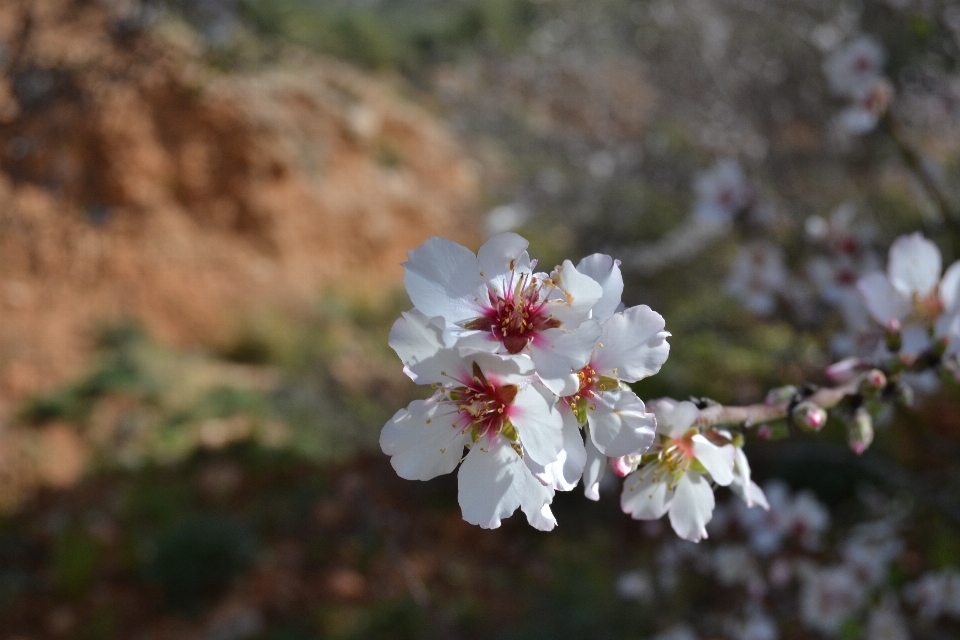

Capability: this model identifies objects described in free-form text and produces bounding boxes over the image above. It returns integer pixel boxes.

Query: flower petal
[857,272,910,325]
[651,399,700,438]
[583,435,607,501]
[510,381,564,466]
[477,232,532,283]
[545,260,604,324]
[587,390,657,457]
[888,232,942,297]
[530,320,603,395]
[576,254,624,324]
[403,237,486,323]
[525,409,586,491]
[621,469,672,520]
[940,260,960,315]
[668,472,715,542]
[691,436,735,486]
[380,396,469,481]
[389,309,471,384]
[591,305,671,382]
[458,437,556,530]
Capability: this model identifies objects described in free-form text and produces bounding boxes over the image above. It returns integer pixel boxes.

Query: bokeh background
[1,0,960,638]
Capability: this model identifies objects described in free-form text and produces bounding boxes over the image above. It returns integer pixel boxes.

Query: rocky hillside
[0,0,480,412]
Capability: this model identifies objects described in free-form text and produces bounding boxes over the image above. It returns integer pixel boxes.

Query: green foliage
[145,514,256,611]
[52,528,100,598]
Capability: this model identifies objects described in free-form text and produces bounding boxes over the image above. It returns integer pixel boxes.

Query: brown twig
[694,378,862,429]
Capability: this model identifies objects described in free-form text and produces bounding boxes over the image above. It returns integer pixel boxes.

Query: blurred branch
[694,377,862,428]
[614,218,728,274]
[881,112,960,257]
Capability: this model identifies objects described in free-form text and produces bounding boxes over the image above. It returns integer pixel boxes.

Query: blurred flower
[726,242,790,316]
[838,78,894,134]
[736,480,830,555]
[616,569,655,603]
[865,596,909,640]
[652,624,698,640]
[824,36,886,100]
[841,520,903,587]
[485,203,530,236]
[692,159,754,226]
[904,569,960,620]
[621,400,736,542]
[799,566,868,636]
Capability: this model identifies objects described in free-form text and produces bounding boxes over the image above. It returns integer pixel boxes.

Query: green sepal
[500,419,519,442]
[598,376,621,392]
[574,397,589,425]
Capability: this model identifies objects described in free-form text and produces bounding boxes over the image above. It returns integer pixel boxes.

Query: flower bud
[896,383,915,408]
[885,319,902,352]
[825,358,862,384]
[860,369,887,397]
[847,407,874,455]
[792,400,827,432]
[764,385,797,406]
[609,456,632,478]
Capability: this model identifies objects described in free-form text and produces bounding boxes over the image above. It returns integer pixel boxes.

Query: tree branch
[694,378,862,428]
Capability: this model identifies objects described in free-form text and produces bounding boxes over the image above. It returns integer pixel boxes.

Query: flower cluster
[823,35,893,135]
[382,233,670,530]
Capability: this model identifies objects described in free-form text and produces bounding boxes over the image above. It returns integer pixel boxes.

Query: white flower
[615,570,655,603]
[842,520,903,587]
[620,400,735,542]
[904,569,960,620]
[735,480,830,555]
[402,233,603,394]
[726,242,790,316]
[824,36,886,99]
[799,566,868,636]
[693,159,754,226]
[652,624,698,640]
[730,445,769,510]
[865,595,909,640]
[382,310,563,530]
[837,78,894,134]
[858,233,960,332]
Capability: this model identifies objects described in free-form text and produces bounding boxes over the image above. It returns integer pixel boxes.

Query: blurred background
[1,0,960,638]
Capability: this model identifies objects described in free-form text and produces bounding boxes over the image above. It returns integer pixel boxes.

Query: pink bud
[609,456,632,478]
[757,425,774,440]
[865,369,886,389]
[792,401,827,432]
[886,318,901,332]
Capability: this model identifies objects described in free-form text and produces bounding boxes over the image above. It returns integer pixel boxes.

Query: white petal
[857,272,910,324]
[389,309,471,385]
[691,436,735,487]
[591,305,671,382]
[940,261,960,315]
[477,232,531,282]
[458,438,556,530]
[652,399,700,438]
[583,434,606,501]
[403,237,486,323]
[732,480,769,511]
[576,254,624,324]
[526,410,586,491]
[587,390,657,457]
[668,472,715,542]
[380,397,469,481]
[510,381,564,466]
[530,320,603,395]
[472,352,537,387]
[621,469,672,520]
[545,260,604,324]
[888,232,942,297]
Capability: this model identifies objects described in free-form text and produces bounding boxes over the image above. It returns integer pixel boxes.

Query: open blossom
[824,36,886,100]
[383,309,562,530]
[735,479,830,555]
[726,242,790,316]
[692,159,755,226]
[857,232,960,351]
[402,232,602,394]
[799,566,868,636]
[620,400,736,542]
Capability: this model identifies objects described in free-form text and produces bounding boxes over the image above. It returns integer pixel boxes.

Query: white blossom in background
[615,569,655,603]
[799,565,868,636]
[865,595,910,640]
[692,159,754,226]
[824,36,886,99]
[620,400,737,542]
[735,479,830,555]
[904,569,960,620]
[858,232,960,357]
[841,520,903,588]
[726,242,790,316]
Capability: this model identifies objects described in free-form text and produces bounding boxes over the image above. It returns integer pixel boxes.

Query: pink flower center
[465,272,561,354]
[446,362,518,440]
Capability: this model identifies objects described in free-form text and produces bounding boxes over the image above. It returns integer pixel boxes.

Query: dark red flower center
[464,272,561,354]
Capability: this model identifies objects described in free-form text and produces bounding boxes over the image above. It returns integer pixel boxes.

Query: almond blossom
[383,309,562,530]
[857,232,960,354]
[692,159,755,226]
[824,36,886,100]
[620,400,736,542]
[402,232,602,394]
